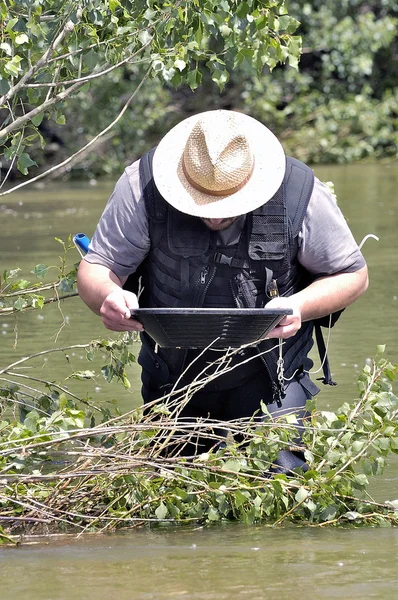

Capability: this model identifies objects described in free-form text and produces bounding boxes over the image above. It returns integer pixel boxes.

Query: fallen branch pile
[0,346,397,545]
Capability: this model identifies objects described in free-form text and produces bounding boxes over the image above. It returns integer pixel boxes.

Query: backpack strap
[284,156,315,238]
[139,147,167,223]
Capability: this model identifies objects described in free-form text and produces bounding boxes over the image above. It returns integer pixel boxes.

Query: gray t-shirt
[85,159,366,277]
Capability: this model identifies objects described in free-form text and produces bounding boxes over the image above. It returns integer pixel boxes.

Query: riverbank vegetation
[1,1,397,191]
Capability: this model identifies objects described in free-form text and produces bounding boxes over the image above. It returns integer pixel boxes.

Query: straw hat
[152,109,286,218]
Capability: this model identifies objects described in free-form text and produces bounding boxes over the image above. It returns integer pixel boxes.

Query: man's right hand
[77,261,144,332]
[100,288,143,332]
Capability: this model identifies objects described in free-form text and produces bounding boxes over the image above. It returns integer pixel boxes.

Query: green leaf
[83,49,99,71]
[23,410,40,433]
[174,59,186,72]
[32,264,49,279]
[31,113,44,126]
[4,59,21,76]
[10,279,30,290]
[5,17,18,32]
[13,297,28,311]
[255,15,267,31]
[344,511,362,521]
[17,152,37,175]
[109,0,121,12]
[285,413,298,424]
[279,15,300,34]
[353,473,369,489]
[0,78,10,94]
[58,275,75,293]
[55,112,66,125]
[101,365,115,383]
[122,374,131,389]
[144,7,157,22]
[236,2,250,19]
[287,36,302,70]
[211,68,229,91]
[295,487,309,503]
[72,370,96,380]
[390,438,398,450]
[305,398,317,413]
[0,42,12,56]
[320,504,338,521]
[234,490,250,508]
[138,30,152,46]
[187,69,202,90]
[15,33,29,46]
[155,502,168,519]
[174,488,189,501]
[207,507,220,521]
[31,295,45,309]
[223,459,242,473]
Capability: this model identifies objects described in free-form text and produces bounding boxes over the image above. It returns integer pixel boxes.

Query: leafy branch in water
[0,236,78,316]
[0,344,397,545]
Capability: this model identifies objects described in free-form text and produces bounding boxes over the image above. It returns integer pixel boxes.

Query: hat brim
[152,110,286,219]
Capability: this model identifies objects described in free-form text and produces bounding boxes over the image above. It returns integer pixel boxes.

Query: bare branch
[24,55,145,89]
[0,344,91,376]
[0,80,86,141]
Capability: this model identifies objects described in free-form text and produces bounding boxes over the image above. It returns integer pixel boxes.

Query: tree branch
[0,10,82,106]
[0,66,152,196]
[0,80,87,141]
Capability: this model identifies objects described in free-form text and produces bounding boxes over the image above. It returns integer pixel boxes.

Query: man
[77,110,368,470]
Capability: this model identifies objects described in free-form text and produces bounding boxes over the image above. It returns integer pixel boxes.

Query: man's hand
[100,288,143,332]
[76,261,144,332]
[264,265,369,339]
[266,296,302,339]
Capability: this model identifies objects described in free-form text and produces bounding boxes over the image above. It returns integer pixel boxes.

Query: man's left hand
[266,296,302,339]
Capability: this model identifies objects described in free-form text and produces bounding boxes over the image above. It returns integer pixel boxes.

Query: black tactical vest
[126,150,335,401]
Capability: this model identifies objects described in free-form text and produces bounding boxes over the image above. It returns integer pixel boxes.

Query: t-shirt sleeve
[84,160,150,278]
[298,177,366,276]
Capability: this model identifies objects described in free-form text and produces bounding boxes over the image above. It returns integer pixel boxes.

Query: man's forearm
[77,260,126,315]
[267,265,368,339]
[295,265,369,322]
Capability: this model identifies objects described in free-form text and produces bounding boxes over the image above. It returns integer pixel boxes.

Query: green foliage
[241,1,398,163]
[0,0,300,183]
[1,1,396,183]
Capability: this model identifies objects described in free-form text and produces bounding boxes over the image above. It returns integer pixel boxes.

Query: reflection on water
[0,162,397,597]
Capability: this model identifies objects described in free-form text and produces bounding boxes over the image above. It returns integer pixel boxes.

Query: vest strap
[315,322,337,386]
[285,157,315,237]
[139,147,166,222]
[213,252,251,269]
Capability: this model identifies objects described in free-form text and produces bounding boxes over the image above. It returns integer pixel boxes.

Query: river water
[0,162,397,598]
